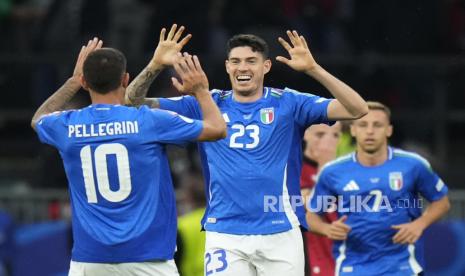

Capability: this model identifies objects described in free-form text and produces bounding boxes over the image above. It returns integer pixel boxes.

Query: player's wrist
[192,88,210,98]
[147,60,166,71]
[412,218,428,230]
[67,76,82,89]
[322,223,332,238]
[304,64,323,76]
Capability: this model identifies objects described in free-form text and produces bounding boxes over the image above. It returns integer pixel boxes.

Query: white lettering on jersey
[68,121,139,138]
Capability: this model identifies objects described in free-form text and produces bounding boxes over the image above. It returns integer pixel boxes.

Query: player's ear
[80,75,89,91]
[122,73,130,88]
[225,59,230,74]
[263,59,271,75]
[350,123,357,137]
[386,124,393,138]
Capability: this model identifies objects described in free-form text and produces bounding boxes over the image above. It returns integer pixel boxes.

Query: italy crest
[389,172,403,191]
[260,107,274,124]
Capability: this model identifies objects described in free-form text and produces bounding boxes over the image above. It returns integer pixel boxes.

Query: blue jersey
[310,147,448,275]
[35,104,203,263]
[159,87,333,234]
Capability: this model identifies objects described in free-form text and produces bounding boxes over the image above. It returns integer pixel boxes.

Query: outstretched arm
[171,53,226,141]
[276,30,368,120]
[31,38,102,130]
[125,24,191,108]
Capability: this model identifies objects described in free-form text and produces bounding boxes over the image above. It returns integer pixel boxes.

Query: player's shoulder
[145,106,195,123]
[275,87,329,103]
[392,147,432,170]
[37,109,77,124]
[265,87,300,99]
[319,153,354,174]
[281,87,317,97]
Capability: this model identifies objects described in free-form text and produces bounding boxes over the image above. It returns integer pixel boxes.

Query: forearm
[31,77,81,129]
[195,91,226,140]
[306,65,368,118]
[414,196,450,229]
[307,211,330,237]
[125,63,164,106]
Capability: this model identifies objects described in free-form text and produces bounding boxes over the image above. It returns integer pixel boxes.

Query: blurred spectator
[176,172,206,276]
[301,123,341,276]
[336,120,355,156]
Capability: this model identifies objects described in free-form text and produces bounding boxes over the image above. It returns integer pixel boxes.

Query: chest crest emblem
[389,172,403,191]
[260,107,275,124]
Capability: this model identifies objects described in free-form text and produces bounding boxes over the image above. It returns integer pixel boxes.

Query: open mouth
[236,75,252,83]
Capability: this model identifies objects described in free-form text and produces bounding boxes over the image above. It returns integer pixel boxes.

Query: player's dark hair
[227,34,269,59]
[367,101,391,122]
[83,48,127,94]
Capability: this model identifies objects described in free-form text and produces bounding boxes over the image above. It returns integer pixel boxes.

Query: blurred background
[0,0,464,275]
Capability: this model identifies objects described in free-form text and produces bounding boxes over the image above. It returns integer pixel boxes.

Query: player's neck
[90,88,125,105]
[233,86,264,103]
[356,146,388,166]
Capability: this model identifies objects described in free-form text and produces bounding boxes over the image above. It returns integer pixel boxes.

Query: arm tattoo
[126,66,163,106]
[142,98,160,108]
[31,78,81,129]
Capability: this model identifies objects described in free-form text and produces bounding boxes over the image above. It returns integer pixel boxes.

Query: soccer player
[126,27,368,275]
[308,102,451,275]
[300,123,341,276]
[30,37,226,275]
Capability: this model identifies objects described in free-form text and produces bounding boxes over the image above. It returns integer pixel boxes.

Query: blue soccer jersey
[310,147,448,275]
[159,87,333,234]
[35,104,203,262]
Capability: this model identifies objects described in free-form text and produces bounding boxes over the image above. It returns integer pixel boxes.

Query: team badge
[389,172,403,191]
[260,107,274,124]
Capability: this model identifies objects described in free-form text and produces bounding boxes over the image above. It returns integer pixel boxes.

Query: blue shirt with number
[309,147,448,275]
[35,104,203,262]
[159,87,333,235]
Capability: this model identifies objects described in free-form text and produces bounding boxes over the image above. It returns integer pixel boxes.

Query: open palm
[151,24,192,67]
[276,30,318,73]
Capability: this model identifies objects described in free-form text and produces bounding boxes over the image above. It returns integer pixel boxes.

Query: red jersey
[300,159,337,276]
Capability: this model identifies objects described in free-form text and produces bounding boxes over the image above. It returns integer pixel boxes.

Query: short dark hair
[83,48,127,94]
[227,34,269,59]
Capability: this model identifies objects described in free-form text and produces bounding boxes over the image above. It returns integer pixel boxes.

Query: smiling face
[225,46,271,100]
[351,109,393,155]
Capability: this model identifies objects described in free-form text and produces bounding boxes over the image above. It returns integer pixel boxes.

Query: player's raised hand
[73,37,103,81]
[150,24,192,69]
[276,30,318,74]
[171,52,209,96]
[326,215,351,240]
[391,222,424,244]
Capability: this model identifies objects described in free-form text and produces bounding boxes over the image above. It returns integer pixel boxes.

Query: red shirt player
[301,123,341,276]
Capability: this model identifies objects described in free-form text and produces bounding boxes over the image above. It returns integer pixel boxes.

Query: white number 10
[80,143,132,203]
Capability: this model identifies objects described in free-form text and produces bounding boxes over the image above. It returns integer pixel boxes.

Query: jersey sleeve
[35,112,67,147]
[284,88,334,128]
[414,159,448,202]
[144,108,203,145]
[309,168,335,215]
[158,95,201,119]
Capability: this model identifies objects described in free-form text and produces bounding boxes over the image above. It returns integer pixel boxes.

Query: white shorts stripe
[408,244,423,274]
[335,242,347,276]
